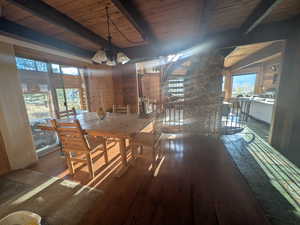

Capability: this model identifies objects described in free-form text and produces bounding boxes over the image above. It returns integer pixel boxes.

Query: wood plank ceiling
[1,0,300,58]
[224,41,275,68]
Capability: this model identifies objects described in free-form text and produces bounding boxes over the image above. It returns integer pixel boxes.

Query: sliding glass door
[16,57,59,154]
[16,57,88,155]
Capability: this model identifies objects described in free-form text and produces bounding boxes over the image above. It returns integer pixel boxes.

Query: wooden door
[0,131,10,175]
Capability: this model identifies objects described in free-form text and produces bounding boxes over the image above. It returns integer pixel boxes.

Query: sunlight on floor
[241,127,300,212]
[11,177,58,206]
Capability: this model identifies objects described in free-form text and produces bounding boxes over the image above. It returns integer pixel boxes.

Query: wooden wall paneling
[141,74,161,102]
[112,66,125,106]
[0,130,10,175]
[230,55,282,96]
[223,69,232,100]
[80,68,89,111]
[87,65,114,112]
[270,29,300,166]
[260,57,282,93]
[120,64,138,113]
[112,64,138,113]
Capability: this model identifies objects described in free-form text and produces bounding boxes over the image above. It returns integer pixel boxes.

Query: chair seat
[133,133,156,147]
[85,135,106,151]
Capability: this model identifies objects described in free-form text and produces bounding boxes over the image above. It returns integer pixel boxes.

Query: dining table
[38,112,153,176]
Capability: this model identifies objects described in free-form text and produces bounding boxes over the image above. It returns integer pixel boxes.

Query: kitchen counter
[249,98,274,124]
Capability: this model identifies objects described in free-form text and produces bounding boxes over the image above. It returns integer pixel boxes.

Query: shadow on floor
[222,127,300,225]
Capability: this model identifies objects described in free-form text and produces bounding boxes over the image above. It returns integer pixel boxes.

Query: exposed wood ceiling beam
[7,0,120,51]
[225,0,283,58]
[125,16,295,59]
[0,18,95,58]
[199,0,217,35]
[0,13,295,62]
[111,0,156,43]
[229,41,284,71]
[240,0,283,34]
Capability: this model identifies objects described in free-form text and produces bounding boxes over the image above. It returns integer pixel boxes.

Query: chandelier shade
[92,6,130,66]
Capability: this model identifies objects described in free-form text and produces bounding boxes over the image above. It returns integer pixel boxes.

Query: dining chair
[112,104,130,114]
[51,119,108,178]
[131,111,163,168]
[57,107,77,119]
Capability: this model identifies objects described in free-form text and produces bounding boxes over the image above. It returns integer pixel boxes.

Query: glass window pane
[56,89,67,112]
[61,66,79,76]
[23,93,58,151]
[51,64,61,73]
[232,74,257,97]
[36,60,48,72]
[65,88,81,110]
[16,57,36,71]
[23,93,52,120]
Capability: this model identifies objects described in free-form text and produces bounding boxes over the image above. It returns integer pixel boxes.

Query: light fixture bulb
[106,59,117,66]
[92,50,107,63]
[117,52,130,64]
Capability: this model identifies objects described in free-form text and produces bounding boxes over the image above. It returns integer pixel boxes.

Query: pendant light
[92,6,130,66]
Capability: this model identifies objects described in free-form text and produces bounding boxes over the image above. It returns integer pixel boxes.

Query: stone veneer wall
[183,51,224,134]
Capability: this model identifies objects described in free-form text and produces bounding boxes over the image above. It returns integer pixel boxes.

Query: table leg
[119,138,128,167]
[114,138,128,177]
[130,138,137,160]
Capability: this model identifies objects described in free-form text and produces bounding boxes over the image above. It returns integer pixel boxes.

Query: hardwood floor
[29,134,271,225]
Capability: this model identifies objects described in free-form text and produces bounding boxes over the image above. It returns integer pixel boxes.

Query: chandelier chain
[105,5,144,45]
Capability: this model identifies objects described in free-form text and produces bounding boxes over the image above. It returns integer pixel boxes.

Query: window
[232,73,257,97]
[36,61,48,72]
[56,88,82,112]
[22,92,58,151]
[51,63,79,76]
[61,66,79,76]
[16,57,87,154]
[16,57,48,72]
[168,78,184,97]
[16,57,36,71]
[51,64,61,73]
[65,88,81,110]
[23,93,52,121]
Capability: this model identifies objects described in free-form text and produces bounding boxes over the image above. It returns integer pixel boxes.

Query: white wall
[0,42,37,169]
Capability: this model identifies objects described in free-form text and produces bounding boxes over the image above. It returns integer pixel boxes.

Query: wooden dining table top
[39,112,153,138]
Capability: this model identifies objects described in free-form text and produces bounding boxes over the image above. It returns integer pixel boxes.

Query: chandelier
[92,6,130,66]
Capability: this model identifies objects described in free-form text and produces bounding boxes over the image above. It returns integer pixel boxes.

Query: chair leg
[103,142,108,164]
[86,153,94,179]
[130,139,137,160]
[66,152,75,175]
[139,145,144,155]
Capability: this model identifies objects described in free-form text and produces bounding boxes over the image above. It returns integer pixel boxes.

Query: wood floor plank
[29,135,271,225]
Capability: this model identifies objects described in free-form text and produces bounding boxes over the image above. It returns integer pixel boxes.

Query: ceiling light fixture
[92,6,130,66]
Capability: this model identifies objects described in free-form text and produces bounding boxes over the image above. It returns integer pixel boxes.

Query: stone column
[183,51,224,135]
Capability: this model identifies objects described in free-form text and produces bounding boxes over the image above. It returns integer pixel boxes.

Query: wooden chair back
[51,119,89,152]
[57,107,77,119]
[113,104,130,114]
